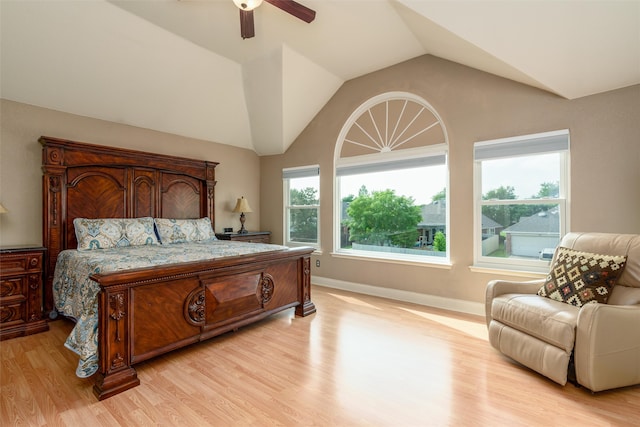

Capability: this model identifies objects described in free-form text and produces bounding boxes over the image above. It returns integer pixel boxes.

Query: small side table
[215,231,271,244]
[0,245,49,340]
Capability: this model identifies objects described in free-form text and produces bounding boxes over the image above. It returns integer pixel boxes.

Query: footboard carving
[261,273,275,304]
[185,288,206,326]
[109,293,125,343]
[94,288,139,400]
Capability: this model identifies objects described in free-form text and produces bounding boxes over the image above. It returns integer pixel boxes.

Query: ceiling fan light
[233,0,263,11]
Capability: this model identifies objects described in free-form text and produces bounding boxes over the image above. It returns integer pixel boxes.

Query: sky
[292,152,560,206]
[339,165,446,205]
[481,153,560,200]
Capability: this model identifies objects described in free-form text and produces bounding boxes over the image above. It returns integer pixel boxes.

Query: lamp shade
[232,0,263,11]
[233,197,253,213]
[0,203,7,214]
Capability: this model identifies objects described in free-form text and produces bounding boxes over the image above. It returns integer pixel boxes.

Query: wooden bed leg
[296,299,317,317]
[296,256,316,317]
[93,367,140,400]
[94,289,140,399]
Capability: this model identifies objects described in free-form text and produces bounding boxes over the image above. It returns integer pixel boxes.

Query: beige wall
[0,99,261,247]
[2,54,637,311]
[260,55,640,306]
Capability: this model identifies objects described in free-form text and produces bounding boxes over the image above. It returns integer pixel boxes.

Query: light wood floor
[1,285,639,426]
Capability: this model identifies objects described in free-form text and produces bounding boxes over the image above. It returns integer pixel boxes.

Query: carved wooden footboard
[92,248,314,400]
[40,136,316,399]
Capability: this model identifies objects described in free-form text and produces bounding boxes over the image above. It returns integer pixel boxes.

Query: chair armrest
[575,303,640,392]
[485,279,545,327]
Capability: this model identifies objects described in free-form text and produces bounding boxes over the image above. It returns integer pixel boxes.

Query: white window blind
[474,130,569,161]
[282,166,319,180]
[336,154,446,177]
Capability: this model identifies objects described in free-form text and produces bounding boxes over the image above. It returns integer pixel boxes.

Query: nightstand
[0,246,49,340]
[215,231,271,244]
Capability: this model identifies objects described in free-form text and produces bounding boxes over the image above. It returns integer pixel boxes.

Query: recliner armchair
[485,232,640,392]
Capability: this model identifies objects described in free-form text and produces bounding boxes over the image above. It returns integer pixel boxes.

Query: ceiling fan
[232,0,316,39]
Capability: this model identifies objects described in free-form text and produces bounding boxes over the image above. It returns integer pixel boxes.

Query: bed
[41,136,315,400]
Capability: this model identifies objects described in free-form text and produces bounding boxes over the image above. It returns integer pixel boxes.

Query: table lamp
[232,197,252,234]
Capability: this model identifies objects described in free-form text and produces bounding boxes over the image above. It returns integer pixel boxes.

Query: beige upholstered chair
[485,232,640,392]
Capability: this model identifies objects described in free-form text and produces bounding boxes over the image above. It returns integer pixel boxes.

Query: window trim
[283,165,320,249]
[473,129,570,273]
[333,92,450,264]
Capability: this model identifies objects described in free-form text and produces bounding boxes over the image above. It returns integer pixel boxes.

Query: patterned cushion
[74,217,159,251]
[537,247,627,307]
[154,217,217,244]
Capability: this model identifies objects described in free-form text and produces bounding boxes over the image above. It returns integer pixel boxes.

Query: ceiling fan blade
[264,0,316,23]
[239,9,255,39]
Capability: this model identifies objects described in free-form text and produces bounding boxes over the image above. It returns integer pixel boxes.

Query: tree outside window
[474,130,569,271]
[284,166,319,248]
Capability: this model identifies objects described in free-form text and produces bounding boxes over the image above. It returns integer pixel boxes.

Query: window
[474,129,570,272]
[283,165,320,249]
[334,92,449,264]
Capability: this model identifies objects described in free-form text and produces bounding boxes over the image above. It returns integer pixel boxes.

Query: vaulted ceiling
[2,1,638,155]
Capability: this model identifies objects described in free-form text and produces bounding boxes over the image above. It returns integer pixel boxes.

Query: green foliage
[482,183,559,227]
[289,187,318,242]
[433,231,446,251]
[534,182,559,198]
[290,187,318,205]
[345,189,421,248]
[483,186,517,200]
[482,185,517,226]
[342,194,356,203]
[431,188,446,202]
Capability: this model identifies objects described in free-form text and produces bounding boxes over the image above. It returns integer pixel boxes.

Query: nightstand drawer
[230,234,270,243]
[1,276,27,299]
[216,231,271,244]
[0,253,42,274]
[0,247,49,340]
[0,302,27,326]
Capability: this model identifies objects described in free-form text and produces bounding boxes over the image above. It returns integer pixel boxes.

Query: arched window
[334,92,449,264]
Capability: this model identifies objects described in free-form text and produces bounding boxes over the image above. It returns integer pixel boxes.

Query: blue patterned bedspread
[53,241,288,378]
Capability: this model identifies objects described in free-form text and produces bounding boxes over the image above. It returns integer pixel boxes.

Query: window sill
[469,264,547,279]
[331,250,452,269]
[286,243,321,253]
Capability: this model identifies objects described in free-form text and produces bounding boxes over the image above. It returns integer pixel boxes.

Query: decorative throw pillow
[537,247,627,307]
[154,217,217,244]
[74,217,159,251]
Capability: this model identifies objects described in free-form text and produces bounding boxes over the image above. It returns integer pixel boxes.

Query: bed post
[295,255,316,316]
[41,139,67,316]
[205,162,216,229]
[93,286,139,400]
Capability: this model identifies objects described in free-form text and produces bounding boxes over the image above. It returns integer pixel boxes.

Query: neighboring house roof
[419,200,501,231]
[481,215,503,230]
[419,200,446,227]
[503,209,560,234]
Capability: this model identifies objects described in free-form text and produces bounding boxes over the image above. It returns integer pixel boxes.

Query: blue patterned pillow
[154,217,217,244]
[74,217,159,251]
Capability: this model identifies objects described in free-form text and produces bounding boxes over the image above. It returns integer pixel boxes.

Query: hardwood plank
[1,285,639,426]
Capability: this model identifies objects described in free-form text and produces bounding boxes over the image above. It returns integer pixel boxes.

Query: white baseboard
[312,276,485,317]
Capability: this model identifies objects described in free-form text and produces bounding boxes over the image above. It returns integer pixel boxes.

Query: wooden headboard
[40,136,218,313]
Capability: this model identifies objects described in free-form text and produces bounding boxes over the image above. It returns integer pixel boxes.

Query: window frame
[283,165,320,250]
[473,129,570,273]
[332,92,450,266]
[334,146,450,265]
